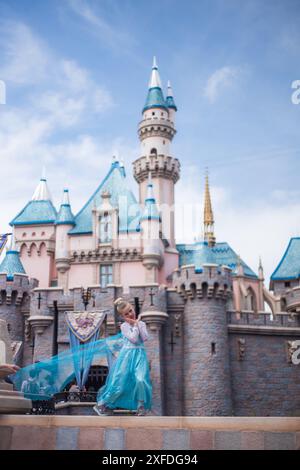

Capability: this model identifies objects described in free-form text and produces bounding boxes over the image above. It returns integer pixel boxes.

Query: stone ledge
[228,324,300,336]
[0,415,299,431]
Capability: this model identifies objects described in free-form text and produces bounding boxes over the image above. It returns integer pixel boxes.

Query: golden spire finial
[203,168,215,246]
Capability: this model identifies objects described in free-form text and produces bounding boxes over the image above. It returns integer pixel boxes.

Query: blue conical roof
[143,87,168,113]
[56,190,75,225]
[140,176,160,222]
[0,250,26,281]
[10,176,57,226]
[166,81,177,111]
[142,57,168,113]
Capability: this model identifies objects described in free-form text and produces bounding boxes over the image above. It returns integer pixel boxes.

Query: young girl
[93,298,152,416]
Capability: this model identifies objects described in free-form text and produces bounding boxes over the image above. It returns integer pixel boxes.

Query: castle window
[41,231,45,236]
[100,264,113,288]
[99,212,112,243]
[211,342,216,355]
[152,112,155,116]
[32,232,36,237]
[150,148,157,156]
[22,232,26,237]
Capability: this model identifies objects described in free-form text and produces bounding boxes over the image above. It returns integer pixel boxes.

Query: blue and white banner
[0,233,9,255]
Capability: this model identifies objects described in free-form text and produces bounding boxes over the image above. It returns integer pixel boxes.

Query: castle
[0,58,299,416]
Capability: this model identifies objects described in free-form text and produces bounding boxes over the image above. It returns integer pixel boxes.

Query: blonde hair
[114,297,131,314]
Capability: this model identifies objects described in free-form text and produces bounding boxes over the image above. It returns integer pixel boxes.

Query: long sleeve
[121,322,140,344]
[137,320,149,342]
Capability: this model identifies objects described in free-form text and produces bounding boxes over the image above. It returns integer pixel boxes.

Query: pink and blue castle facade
[0,59,299,416]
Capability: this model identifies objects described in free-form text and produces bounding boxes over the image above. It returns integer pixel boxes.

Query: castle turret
[165,80,177,124]
[0,243,36,359]
[55,189,75,290]
[10,172,57,288]
[172,263,233,416]
[133,57,180,253]
[140,174,162,282]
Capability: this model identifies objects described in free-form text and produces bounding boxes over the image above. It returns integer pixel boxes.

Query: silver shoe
[136,405,146,416]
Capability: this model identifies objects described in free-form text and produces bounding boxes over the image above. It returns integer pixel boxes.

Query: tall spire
[258,256,264,281]
[32,171,52,201]
[203,170,216,246]
[55,189,75,226]
[166,80,177,111]
[143,57,167,113]
[148,56,162,89]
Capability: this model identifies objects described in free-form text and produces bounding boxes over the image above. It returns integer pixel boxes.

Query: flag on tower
[0,233,10,255]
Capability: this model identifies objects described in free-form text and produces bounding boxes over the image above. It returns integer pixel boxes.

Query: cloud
[0,21,49,85]
[66,0,135,52]
[203,66,242,103]
[0,19,117,235]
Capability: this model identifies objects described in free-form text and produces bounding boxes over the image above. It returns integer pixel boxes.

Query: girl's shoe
[93,404,113,416]
[136,405,146,416]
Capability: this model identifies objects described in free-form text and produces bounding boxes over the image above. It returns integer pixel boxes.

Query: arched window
[245,287,257,312]
[150,148,157,156]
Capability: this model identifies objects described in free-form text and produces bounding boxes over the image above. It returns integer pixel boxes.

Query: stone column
[140,310,168,416]
[0,319,32,414]
[137,284,169,415]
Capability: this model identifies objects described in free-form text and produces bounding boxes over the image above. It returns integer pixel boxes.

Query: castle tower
[172,264,233,416]
[140,174,162,282]
[10,173,57,288]
[133,57,180,250]
[55,189,75,290]
[0,242,36,365]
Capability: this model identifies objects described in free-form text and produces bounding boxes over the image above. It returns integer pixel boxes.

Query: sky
[0,0,300,287]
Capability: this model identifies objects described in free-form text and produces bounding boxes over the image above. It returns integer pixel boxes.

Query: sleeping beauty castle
[0,58,300,417]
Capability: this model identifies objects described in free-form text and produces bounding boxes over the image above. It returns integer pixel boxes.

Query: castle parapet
[0,273,37,305]
[172,263,232,301]
[133,154,180,183]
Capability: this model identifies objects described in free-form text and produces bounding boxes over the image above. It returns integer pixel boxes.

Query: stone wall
[229,332,300,416]
[0,416,299,450]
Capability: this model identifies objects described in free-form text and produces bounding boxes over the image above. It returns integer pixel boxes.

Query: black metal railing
[29,391,98,414]
[54,391,98,403]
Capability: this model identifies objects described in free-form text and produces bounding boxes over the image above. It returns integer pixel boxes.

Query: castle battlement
[138,117,176,141]
[133,154,180,183]
[172,263,232,300]
[0,273,37,305]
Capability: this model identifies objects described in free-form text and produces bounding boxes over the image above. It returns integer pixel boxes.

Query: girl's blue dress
[97,321,152,411]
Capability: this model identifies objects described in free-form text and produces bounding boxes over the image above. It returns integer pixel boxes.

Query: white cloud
[0,19,117,235]
[0,21,49,85]
[66,0,135,52]
[203,66,242,103]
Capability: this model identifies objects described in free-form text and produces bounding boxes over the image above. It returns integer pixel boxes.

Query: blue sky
[0,0,300,286]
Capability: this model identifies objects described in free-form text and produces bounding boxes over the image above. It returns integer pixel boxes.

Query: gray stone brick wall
[229,333,300,416]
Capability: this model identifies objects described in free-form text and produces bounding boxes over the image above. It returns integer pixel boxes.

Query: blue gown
[97,321,152,411]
